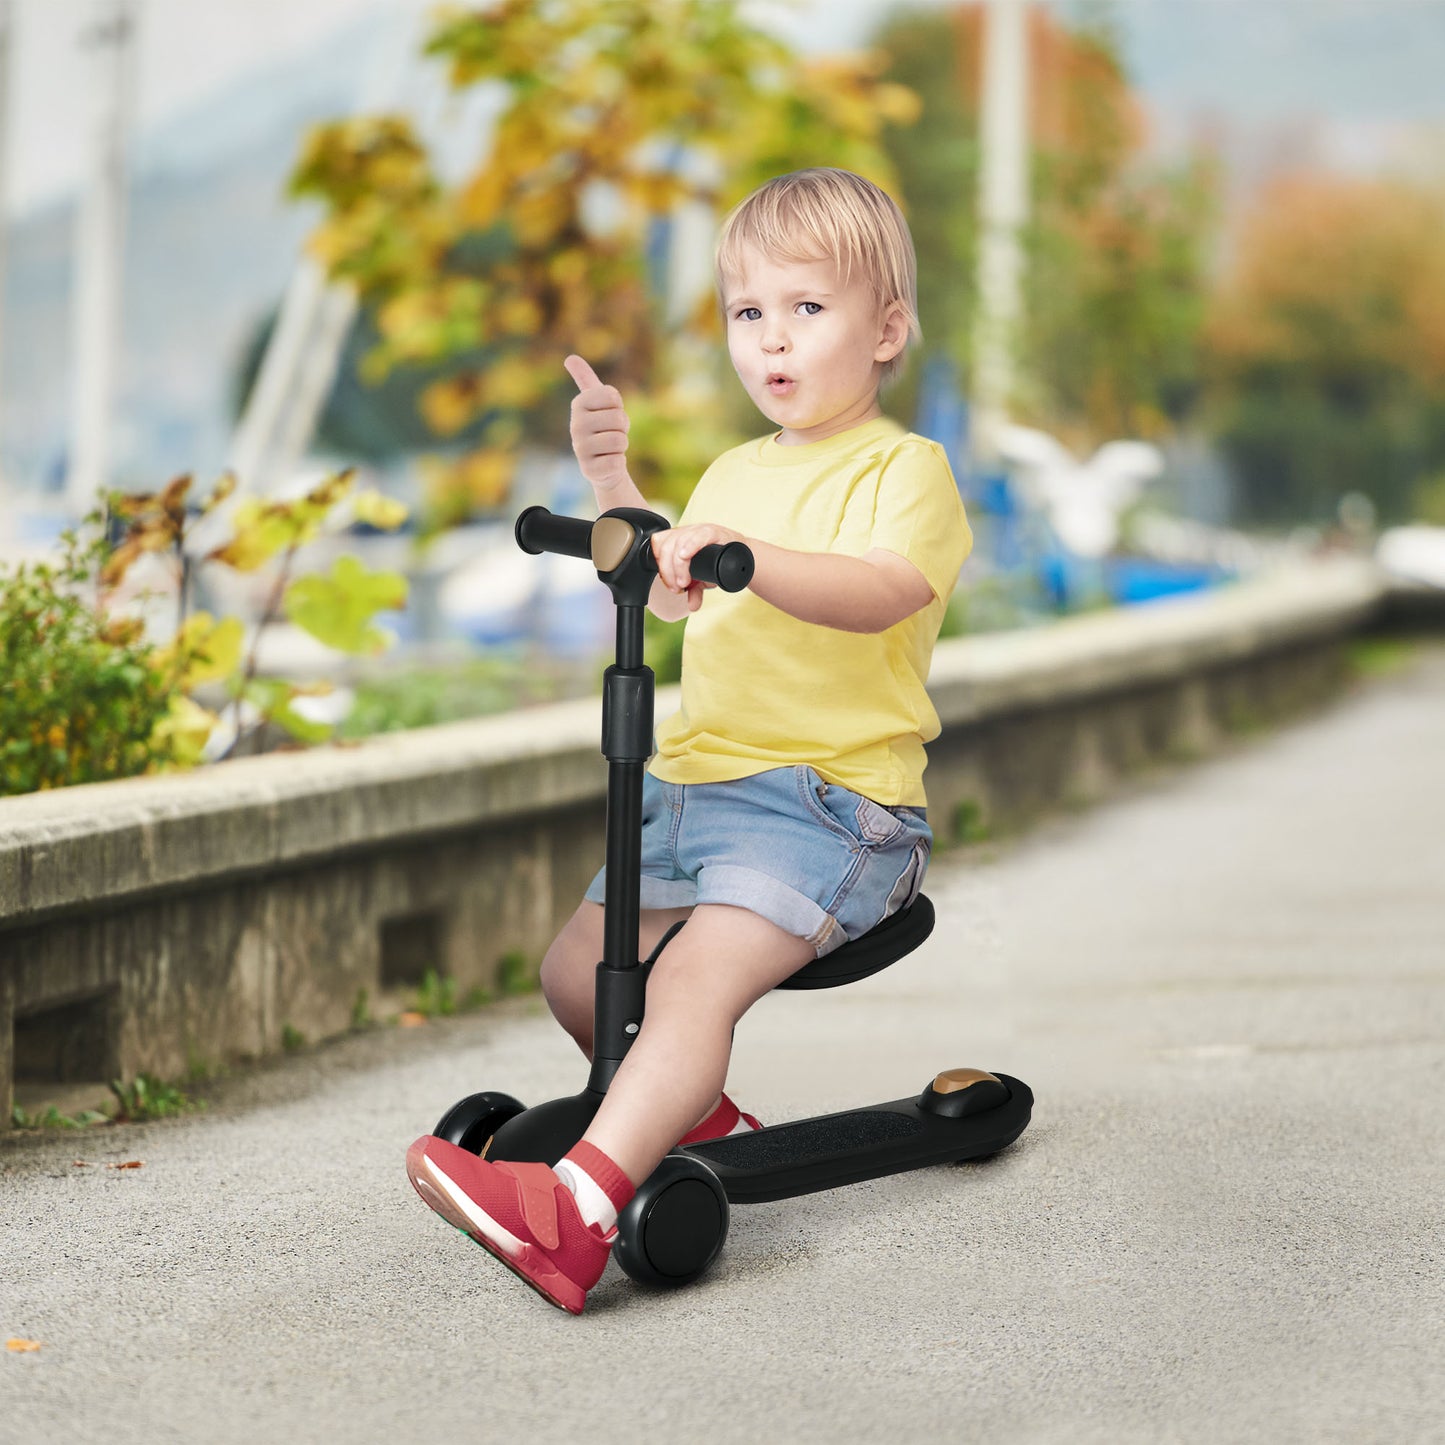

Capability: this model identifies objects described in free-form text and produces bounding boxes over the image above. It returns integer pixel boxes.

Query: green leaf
[282,555,407,655]
[206,500,304,571]
[161,613,245,689]
[244,678,335,745]
[150,694,219,768]
[352,490,409,530]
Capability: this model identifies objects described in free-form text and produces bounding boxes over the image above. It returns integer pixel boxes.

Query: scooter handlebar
[514,505,594,560]
[515,506,754,593]
[684,540,754,593]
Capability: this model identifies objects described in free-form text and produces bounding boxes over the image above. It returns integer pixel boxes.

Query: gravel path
[4,649,1442,1444]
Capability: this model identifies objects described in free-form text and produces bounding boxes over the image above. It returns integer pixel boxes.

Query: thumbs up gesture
[564,354,631,494]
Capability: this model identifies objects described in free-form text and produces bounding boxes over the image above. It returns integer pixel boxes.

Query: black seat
[640,894,934,991]
[775,894,935,991]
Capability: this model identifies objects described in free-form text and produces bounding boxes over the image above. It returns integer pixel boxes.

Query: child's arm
[564,355,700,622]
[653,523,933,634]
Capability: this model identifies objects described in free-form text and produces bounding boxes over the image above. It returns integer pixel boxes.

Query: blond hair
[715,168,920,385]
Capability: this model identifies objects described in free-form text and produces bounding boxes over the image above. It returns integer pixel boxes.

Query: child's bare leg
[579,903,814,1184]
[539,901,693,1059]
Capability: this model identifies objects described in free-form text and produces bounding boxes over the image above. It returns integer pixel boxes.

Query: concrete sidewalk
[3,649,1442,1444]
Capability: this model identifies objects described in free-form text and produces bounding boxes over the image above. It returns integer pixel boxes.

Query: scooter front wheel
[431,1091,526,1156]
[614,1153,729,1288]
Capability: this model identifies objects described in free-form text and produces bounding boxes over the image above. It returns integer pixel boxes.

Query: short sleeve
[858,438,973,603]
[676,476,703,528]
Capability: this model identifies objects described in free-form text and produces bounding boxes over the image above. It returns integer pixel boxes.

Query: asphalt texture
[3,647,1443,1445]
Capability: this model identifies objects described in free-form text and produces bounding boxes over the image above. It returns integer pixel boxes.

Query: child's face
[722,246,906,446]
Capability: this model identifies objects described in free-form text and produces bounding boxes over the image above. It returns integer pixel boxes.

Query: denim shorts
[584,766,932,958]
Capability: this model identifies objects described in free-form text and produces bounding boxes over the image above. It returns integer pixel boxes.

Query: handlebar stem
[590,507,670,609]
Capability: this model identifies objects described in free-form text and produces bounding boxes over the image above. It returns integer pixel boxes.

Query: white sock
[554,1158,618,1232]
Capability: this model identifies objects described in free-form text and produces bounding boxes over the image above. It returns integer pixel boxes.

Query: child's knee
[644,940,743,1022]
[540,939,590,1009]
[645,904,810,1016]
[540,905,603,1007]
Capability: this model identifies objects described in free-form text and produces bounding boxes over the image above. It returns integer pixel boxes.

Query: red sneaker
[406,1136,613,1314]
[677,1092,763,1147]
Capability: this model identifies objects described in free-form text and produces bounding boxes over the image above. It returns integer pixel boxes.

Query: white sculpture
[995,424,1165,558]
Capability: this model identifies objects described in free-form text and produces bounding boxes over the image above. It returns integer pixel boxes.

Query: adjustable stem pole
[602,757,643,971]
[590,601,653,1089]
[601,602,648,969]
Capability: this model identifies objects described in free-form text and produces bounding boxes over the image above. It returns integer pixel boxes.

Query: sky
[5,0,933,217]
[7,0,1442,218]
[4,0,411,215]
[1,0,1440,504]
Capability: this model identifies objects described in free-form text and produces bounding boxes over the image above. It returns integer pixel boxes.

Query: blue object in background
[912,356,971,496]
[645,214,672,302]
[1039,546,1073,613]
[904,355,1238,617]
[1105,557,1230,604]
[975,471,1018,519]
[973,469,1029,575]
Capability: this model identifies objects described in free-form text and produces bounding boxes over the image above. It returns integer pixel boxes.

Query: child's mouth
[766,374,796,397]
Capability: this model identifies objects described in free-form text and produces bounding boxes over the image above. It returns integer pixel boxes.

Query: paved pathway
[3,648,1443,1444]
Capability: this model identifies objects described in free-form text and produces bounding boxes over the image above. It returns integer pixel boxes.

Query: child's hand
[564,355,630,492]
[652,523,748,611]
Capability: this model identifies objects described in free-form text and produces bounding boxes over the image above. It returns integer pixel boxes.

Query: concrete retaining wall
[0,558,1393,1121]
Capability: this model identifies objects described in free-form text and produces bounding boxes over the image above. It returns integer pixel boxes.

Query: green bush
[108,1073,201,1122]
[409,968,456,1018]
[2,473,412,798]
[0,525,177,795]
[10,1102,109,1129]
[342,656,534,736]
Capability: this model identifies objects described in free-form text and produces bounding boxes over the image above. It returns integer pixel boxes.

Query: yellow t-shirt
[649,416,972,807]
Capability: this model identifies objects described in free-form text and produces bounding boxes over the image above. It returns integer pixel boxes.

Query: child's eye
[734,306,761,322]
[797,301,823,316]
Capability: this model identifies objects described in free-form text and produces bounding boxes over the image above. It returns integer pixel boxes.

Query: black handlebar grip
[689,541,754,593]
[515,505,594,560]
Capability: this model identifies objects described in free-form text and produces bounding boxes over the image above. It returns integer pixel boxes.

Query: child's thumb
[564,354,603,392]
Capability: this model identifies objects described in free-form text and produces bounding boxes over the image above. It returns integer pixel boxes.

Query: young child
[406,167,972,1313]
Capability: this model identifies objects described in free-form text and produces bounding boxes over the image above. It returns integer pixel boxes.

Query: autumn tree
[875,4,1215,449]
[288,0,918,529]
[1206,174,1445,526]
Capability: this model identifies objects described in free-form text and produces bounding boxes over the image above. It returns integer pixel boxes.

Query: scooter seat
[775,894,935,991]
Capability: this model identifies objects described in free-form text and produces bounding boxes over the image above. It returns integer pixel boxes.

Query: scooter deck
[681,1073,1033,1205]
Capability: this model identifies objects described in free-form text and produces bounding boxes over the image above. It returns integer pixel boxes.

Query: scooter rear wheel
[614,1153,729,1288]
[431,1091,526,1156]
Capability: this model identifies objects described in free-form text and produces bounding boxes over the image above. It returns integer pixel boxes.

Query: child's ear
[875,302,909,364]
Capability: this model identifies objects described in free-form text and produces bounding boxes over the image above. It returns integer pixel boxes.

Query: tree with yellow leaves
[1207,175,1445,525]
[876,4,1215,451]
[289,0,918,529]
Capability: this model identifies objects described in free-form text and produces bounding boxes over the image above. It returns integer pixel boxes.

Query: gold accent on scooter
[591,517,636,573]
[931,1068,1001,1094]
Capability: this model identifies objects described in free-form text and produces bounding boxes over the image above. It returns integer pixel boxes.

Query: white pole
[225,1,434,501]
[225,260,341,492]
[66,0,136,517]
[0,0,13,534]
[972,0,1031,466]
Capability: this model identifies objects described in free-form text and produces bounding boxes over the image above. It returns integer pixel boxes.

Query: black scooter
[428,505,1033,1288]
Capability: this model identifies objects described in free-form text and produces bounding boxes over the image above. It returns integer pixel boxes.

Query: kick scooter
[427,504,1033,1287]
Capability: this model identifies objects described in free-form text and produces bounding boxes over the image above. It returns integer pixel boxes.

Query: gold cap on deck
[931,1068,1001,1094]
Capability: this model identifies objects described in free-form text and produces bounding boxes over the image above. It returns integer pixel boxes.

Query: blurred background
[2,0,1443,775]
